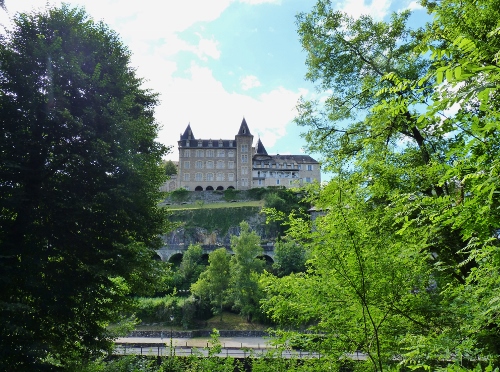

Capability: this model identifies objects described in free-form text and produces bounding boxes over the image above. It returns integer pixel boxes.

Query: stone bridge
[156,243,275,262]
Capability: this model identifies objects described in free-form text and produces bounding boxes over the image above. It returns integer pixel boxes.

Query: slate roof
[255,138,268,155]
[236,118,252,136]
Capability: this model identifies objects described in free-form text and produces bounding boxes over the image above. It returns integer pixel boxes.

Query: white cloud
[240,75,262,90]
[406,1,424,11]
[157,64,302,159]
[2,0,304,162]
[339,0,392,20]
[239,0,281,4]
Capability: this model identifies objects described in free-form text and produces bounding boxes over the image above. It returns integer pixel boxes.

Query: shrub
[170,188,189,202]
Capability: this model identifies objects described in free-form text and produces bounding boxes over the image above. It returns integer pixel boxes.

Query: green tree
[272,239,307,277]
[262,0,500,368]
[191,248,231,321]
[0,6,169,370]
[229,221,264,322]
[174,244,205,291]
[164,159,177,176]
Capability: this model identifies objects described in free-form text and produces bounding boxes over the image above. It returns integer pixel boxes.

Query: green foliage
[191,248,231,320]
[169,206,261,236]
[260,0,500,369]
[229,221,265,322]
[247,187,268,200]
[170,188,189,202]
[164,160,177,176]
[0,5,169,369]
[173,244,205,291]
[272,239,307,277]
[223,188,240,201]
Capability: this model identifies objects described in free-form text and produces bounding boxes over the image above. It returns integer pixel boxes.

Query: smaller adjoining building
[171,118,320,191]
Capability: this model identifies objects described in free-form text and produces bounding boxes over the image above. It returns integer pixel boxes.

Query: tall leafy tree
[0,6,169,370]
[164,159,177,176]
[191,248,231,321]
[230,221,264,322]
[272,238,307,277]
[174,244,205,290]
[261,0,500,369]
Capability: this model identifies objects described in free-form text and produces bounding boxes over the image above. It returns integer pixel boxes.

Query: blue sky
[1,0,428,180]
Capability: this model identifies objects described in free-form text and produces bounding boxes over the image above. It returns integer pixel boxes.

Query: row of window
[183,173,238,182]
[185,140,238,148]
[183,161,247,170]
[183,145,249,158]
[183,156,249,169]
[253,163,314,171]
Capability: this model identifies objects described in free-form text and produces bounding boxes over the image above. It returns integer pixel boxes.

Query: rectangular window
[258,179,263,186]
[276,179,280,185]
[216,173,224,181]
[183,161,190,169]
[216,160,225,169]
[195,161,203,169]
[217,150,225,157]
[307,164,313,171]
[306,177,312,183]
[195,149,204,157]
[241,166,248,175]
[183,173,190,181]
[206,161,214,169]
[241,144,248,152]
[228,161,234,169]
[228,173,234,181]
[207,173,214,181]
[184,149,191,157]
[228,150,234,157]
[195,173,203,181]
[241,178,248,187]
[206,150,214,157]
[241,154,248,163]
[298,164,302,170]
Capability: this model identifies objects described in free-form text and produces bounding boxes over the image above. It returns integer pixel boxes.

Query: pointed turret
[237,118,252,136]
[255,138,268,155]
[180,123,195,140]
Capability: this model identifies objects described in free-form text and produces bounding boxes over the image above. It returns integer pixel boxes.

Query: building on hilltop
[172,118,320,191]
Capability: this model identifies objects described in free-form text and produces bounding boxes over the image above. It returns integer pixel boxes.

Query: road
[113,337,367,360]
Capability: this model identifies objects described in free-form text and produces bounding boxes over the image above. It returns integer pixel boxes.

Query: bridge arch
[157,244,275,263]
[168,253,183,267]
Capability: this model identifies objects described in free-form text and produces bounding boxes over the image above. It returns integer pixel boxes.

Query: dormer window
[218,140,223,147]
[208,140,213,147]
[198,140,202,147]
[186,140,190,147]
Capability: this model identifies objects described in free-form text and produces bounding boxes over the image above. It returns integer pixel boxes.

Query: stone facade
[172,118,320,191]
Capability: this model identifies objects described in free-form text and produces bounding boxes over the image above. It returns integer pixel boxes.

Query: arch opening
[206,186,214,191]
[216,186,224,191]
[168,253,183,268]
[195,186,203,191]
